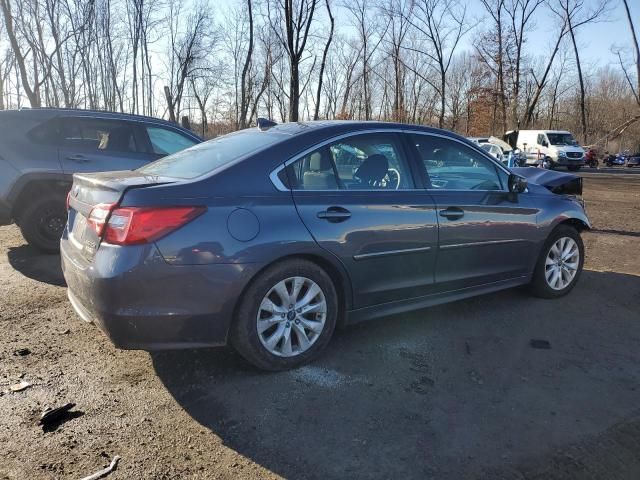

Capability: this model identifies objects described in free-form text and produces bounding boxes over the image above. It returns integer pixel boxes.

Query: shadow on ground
[152,270,640,479]
[7,245,65,287]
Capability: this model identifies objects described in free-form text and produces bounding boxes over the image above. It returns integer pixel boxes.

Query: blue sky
[216,0,638,68]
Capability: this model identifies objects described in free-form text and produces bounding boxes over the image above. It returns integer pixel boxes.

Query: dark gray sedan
[61,121,590,370]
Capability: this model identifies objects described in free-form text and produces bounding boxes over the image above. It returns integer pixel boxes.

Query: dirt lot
[1,172,639,480]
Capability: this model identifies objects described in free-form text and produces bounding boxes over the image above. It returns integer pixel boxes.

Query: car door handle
[317,207,351,222]
[67,154,90,163]
[439,207,464,220]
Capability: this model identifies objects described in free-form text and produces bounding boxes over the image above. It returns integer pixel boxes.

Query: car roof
[255,120,469,144]
[1,108,201,139]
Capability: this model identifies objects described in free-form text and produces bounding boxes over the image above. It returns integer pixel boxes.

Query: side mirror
[508,173,527,194]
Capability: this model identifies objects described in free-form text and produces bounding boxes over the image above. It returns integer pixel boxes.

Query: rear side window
[27,118,60,144]
[60,118,139,153]
[138,129,282,179]
[146,126,197,155]
[285,133,415,190]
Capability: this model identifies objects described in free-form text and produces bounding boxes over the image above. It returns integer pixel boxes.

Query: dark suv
[0,108,201,251]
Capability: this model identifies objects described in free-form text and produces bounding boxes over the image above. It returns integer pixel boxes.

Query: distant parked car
[604,153,626,167]
[61,120,590,371]
[0,108,201,252]
[479,142,505,163]
[627,153,640,167]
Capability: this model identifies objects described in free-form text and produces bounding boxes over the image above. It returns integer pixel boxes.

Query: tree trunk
[164,86,176,123]
[289,60,299,122]
[568,22,587,143]
[239,0,254,128]
[314,0,334,121]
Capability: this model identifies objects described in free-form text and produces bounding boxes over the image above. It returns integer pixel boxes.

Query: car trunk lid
[67,170,176,259]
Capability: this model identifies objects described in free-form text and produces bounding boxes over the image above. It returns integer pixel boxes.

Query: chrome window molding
[268,127,515,194]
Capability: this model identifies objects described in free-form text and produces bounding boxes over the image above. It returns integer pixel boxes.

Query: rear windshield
[138,129,281,179]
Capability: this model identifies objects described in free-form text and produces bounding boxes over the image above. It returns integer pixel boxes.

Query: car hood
[511,167,582,196]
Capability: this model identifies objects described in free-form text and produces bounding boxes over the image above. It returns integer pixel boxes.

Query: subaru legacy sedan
[61,121,590,370]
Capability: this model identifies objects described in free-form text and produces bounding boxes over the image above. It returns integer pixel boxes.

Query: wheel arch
[9,174,71,221]
[558,217,590,232]
[228,251,353,340]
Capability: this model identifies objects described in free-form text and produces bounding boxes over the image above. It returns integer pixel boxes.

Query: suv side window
[410,134,506,191]
[537,134,547,146]
[146,126,197,155]
[286,133,414,190]
[60,118,139,153]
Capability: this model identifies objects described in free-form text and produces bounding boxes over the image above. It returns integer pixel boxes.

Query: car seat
[352,154,388,188]
[303,151,338,189]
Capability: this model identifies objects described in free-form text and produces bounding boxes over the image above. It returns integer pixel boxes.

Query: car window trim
[405,130,512,193]
[270,129,427,192]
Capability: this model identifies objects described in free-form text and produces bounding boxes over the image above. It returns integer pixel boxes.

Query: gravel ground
[1,172,639,480]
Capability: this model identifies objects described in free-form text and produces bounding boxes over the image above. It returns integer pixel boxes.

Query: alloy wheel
[257,276,327,357]
[545,237,579,290]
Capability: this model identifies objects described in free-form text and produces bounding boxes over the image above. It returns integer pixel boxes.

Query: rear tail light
[87,203,117,237]
[103,206,205,245]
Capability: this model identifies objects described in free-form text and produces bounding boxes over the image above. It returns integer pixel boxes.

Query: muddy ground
[1,172,639,479]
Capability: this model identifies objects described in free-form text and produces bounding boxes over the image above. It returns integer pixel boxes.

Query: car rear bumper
[60,236,261,350]
[0,199,11,225]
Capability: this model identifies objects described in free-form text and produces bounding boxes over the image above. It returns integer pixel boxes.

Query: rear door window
[286,133,415,190]
[146,126,198,155]
[60,117,140,153]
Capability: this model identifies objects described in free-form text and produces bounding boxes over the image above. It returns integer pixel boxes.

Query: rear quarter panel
[0,112,63,202]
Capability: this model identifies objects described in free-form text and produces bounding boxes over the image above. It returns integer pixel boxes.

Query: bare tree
[551,0,610,143]
[269,0,319,121]
[403,0,469,128]
[313,0,334,120]
[165,1,215,123]
[239,0,254,128]
[522,18,568,127]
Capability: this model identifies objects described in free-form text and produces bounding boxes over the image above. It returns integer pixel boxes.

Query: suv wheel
[231,259,338,371]
[530,225,584,298]
[17,193,67,253]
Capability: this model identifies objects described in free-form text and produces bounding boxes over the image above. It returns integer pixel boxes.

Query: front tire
[530,225,584,299]
[231,259,338,371]
[17,194,67,253]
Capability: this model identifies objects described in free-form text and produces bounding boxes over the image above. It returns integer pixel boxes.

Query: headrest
[309,151,332,171]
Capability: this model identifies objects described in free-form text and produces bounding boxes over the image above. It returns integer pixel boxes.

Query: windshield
[546,133,578,146]
[138,129,282,179]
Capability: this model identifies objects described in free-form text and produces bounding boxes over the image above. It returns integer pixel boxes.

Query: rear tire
[231,259,338,371]
[530,225,584,299]
[17,193,67,253]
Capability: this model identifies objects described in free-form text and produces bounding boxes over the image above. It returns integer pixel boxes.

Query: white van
[513,130,585,170]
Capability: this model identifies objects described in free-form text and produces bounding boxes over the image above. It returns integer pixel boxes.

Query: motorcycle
[585,148,599,168]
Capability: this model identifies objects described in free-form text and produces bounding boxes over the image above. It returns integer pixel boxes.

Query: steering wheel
[381,168,401,189]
